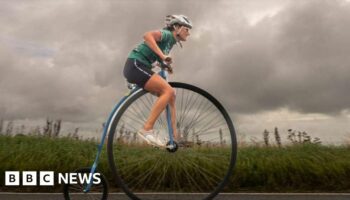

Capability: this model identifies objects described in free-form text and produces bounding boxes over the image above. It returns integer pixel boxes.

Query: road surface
[1,193,349,200]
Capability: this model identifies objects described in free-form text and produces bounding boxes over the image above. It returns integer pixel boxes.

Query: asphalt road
[1,193,350,200]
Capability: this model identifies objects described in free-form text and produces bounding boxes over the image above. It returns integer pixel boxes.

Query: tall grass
[0,135,109,192]
[113,144,231,192]
[1,135,350,192]
[233,144,350,192]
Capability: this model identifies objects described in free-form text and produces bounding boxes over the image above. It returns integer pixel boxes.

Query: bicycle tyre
[63,167,108,200]
[107,82,237,200]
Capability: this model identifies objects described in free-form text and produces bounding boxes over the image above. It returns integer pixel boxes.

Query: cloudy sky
[1,0,350,144]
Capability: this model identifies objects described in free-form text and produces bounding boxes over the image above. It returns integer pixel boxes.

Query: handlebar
[159,61,173,74]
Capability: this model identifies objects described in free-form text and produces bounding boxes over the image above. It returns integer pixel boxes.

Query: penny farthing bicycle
[63,62,237,200]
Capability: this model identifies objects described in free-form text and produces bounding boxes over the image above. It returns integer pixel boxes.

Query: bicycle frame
[84,68,173,192]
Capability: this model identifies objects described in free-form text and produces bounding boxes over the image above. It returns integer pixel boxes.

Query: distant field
[1,135,350,192]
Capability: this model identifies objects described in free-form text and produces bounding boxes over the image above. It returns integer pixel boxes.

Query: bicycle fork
[160,69,176,148]
[166,105,175,146]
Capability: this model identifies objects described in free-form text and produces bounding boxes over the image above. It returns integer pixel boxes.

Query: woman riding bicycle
[123,15,192,147]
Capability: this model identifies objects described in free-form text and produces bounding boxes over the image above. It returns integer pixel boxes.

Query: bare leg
[143,74,177,139]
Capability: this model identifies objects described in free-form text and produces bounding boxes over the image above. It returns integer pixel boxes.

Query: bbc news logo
[5,171,101,186]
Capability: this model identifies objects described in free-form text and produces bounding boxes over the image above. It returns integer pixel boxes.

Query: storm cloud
[177,0,350,115]
[0,0,350,141]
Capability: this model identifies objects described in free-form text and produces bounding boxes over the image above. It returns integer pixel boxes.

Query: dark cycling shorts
[123,58,155,88]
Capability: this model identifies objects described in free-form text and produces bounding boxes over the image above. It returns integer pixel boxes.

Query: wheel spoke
[107,83,236,200]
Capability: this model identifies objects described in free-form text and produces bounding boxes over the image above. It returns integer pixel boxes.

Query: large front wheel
[107,82,237,200]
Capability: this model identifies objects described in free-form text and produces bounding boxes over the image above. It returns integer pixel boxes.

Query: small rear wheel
[63,168,108,200]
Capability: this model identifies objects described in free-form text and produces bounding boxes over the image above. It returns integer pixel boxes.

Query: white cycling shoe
[137,129,165,147]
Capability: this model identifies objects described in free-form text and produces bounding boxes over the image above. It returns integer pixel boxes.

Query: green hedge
[1,135,349,192]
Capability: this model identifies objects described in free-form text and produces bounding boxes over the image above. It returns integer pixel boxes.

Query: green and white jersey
[128,29,177,68]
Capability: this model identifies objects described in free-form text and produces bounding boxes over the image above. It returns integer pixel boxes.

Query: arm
[143,30,168,61]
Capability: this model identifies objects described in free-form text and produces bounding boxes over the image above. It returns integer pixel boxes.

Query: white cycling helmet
[165,15,193,29]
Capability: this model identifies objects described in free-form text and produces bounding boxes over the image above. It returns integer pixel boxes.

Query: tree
[0,119,3,134]
[53,120,62,137]
[263,129,269,146]
[274,127,282,147]
[6,121,14,136]
[43,118,53,137]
